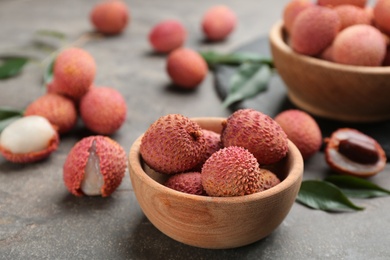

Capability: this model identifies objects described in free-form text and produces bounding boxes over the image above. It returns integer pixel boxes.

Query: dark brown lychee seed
[338,137,379,164]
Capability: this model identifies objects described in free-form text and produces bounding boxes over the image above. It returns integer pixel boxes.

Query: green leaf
[199,51,273,68]
[43,56,55,85]
[0,115,22,132]
[297,180,364,212]
[325,175,390,198]
[222,63,272,107]
[0,57,29,79]
[0,107,24,120]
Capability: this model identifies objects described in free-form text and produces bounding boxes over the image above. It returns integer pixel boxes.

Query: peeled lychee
[274,109,322,160]
[149,19,187,53]
[373,0,390,35]
[201,146,263,197]
[166,48,208,89]
[51,47,96,100]
[291,6,341,56]
[260,168,281,190]
[63,135,127,197]
[334,4,372,30]
[90,0,129,35]
[0,115,59,163]
[79,87,127,135]
[283,0,314,34]
[24,93,77,134]
[332,24,386,66]
[317,0,367,8]
[140,114,206,174]
[164,172,205,195]
[201,5,237,41]
[221,109,288,165]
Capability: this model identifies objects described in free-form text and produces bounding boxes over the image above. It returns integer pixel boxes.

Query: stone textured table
[0,0,389,259]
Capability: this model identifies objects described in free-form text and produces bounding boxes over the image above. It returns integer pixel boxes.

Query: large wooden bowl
[128,117,303,249]
[269,20,390,122]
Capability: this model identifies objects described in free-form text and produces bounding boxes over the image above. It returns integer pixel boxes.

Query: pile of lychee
[139,109,292,197]
[283,0,390,66]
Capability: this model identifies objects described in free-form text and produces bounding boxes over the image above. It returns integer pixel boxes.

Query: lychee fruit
[192,129,222,171]
[317,0,367,8]
[164,172,205,195]
[290,5,341,56]
[0,115,59,163]
[201,146,263,197]
[260,168,281,190]
[140,114,206,174]
[90,0,129,35]
[334,4,372,30]
[63,135,127,197]
[274,109,322,160]
[51,47,96,100]
[332,24,386,66]
[373,0,390,35]
[79,87,127,135]
[149,19,187,53]
[166,48,208,89]
[201,5,237,41]
[221,109,288,165]
[24,93,77,134]
[283,0,314,34]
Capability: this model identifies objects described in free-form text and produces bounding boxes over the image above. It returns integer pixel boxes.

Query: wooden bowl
[269,20,390,123]
[128,117,303,249]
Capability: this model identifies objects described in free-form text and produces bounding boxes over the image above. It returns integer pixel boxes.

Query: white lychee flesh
[0,115,56,154]
[80,140,104,196]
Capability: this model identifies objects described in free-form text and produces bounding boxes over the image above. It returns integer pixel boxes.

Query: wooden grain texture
[270,21,390,122]
[128,117,303,249]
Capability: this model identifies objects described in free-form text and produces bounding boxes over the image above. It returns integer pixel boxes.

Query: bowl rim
[269,20,390,74]
[129,117,304,204]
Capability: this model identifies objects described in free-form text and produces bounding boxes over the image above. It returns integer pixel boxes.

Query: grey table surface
[0,0,389,259]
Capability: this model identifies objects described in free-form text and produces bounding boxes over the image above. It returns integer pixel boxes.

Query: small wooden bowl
[269,21,390,122]
[128,117,303,249]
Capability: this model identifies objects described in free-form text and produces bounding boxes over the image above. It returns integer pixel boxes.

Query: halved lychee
[0,115,59,163]
[63,135,127,197]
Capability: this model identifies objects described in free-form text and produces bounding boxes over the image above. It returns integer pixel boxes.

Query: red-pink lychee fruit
[201,5,237,41]
[24,93,77,134]
[51,47,96,100]
[193,129,222,171]
[149,19,187,53]
[373,0,390,35]
[79,87,127,135]
[274,109,322,160]
[164,172,205,195]
[317,0,367,8]
[221,109,288,165]
[291,6,341,56]
[63,135,127,197]
[332,24,386,66]
[260,168,281,190]
[334,4,372,30]
[283,0,314,34]
[90,0,129,35]
[166,48,208,89]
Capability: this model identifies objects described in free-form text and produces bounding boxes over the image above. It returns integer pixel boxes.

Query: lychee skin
[201,5,237,41]
[90,0,129,35]
[317,0,367,8]
[201,146,263,197]
[283,0,314,34]
[260,168,281,190]
[332,24,386,66]
[164,172,205,195]
[373,0,390,35]
[24,93,77,134]
[51,47,96,100]
[79,87,127,135]
[166,48,208,89]
[149,20,187,53]
[291,6,341,56]
[140,114,206,174]
[192,129,222,171]
[274,109,322,160]
[334,4,372,30]
[63,135,127,197]
[221,109,288,165]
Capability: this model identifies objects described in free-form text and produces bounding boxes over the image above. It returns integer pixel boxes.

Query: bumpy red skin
[63,136,127,197]
[79,87,127,135]
[201,5,237,41]
[291,6,341,56]
[317,0,367,7]
[24,93,78,134]
[164,172,205,195]
[149,20,187,53]
[274,109,322,160]
[221,109,288,165]
[283,0,314,34]
[334,4,372,30]
[0,134,59,163]
[373,0,390,35]
[90,0,129,35]
[192,129,222,171]
[166,48,208,89]
[260,169,281,190]
[51,47,96,100]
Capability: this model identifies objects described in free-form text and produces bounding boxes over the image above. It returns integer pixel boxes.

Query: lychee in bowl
[269,20,390,123]
[128,117,303,249]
